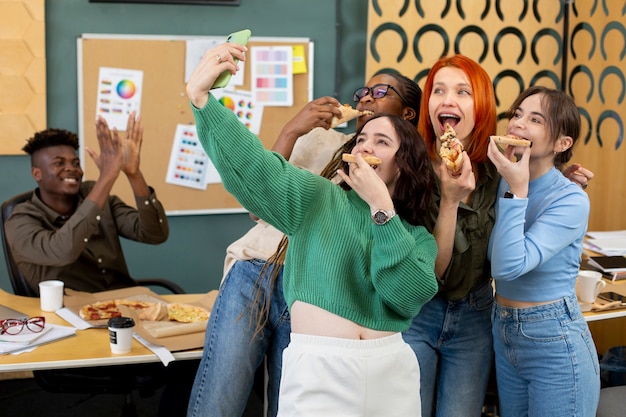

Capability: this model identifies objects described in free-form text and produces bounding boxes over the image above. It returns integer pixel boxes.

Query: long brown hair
[505,86,580,169]
[246,115,435,337]
[247,74,426,337]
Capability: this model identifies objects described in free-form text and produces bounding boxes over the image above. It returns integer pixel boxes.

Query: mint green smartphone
[211,29,252,89]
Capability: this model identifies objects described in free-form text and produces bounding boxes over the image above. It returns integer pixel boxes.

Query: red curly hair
[418,55,497,164]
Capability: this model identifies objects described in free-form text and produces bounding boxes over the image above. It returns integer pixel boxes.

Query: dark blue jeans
[187,259,290,417]
[403,282,494,417]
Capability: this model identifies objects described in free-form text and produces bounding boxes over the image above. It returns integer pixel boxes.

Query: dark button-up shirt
[5,181,169,294]
[426,162,499,301]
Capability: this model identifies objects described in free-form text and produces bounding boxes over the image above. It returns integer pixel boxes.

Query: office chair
[0,191,186,417]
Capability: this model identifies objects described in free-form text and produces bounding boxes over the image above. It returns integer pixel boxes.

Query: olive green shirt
[426,162,499,301]
[5,181,169,294]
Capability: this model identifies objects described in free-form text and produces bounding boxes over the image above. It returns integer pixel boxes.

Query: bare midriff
[290,301,395,340]
[496,293,559,308]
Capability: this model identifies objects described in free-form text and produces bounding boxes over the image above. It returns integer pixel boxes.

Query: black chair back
[1,191,38,297]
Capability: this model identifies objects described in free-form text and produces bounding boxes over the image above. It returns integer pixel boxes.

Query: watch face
[373,210,388,224]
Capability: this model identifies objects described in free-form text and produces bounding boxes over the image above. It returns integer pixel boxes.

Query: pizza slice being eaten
[341,153,382,166]
[490,135,531,148]
[439,123,464,172]
[330,104,373,128]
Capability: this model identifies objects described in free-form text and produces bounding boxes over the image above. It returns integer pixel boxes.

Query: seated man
[5,112,169,294]
[4,112,192,417]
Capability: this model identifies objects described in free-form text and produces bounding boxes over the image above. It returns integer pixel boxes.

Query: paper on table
[0,325,52,344]
[586,230,626,256]
[56,307,94,330]
[133,333,175,366]
[587,230,626,239]
[143,320,207,339]
[0,324,76,355]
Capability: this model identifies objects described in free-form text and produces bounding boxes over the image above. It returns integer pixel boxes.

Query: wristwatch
[504,191,523,199]
[372,209,396,225]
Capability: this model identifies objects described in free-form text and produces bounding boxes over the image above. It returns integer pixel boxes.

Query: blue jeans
[492,295,600,417]
[403,281,494,417]
[187,259,291,417]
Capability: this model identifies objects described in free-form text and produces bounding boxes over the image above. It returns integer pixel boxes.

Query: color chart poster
[211,89,264,135]
[165,124,220,190]
[95,67,143,131]
[251,46,293,106]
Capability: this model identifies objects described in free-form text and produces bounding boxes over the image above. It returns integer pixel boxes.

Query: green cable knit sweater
[192,96,438,332]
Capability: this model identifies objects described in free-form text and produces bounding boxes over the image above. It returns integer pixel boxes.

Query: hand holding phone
[212,29,252,89]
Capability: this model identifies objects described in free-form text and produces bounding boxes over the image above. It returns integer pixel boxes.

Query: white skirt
[277,332,421,417]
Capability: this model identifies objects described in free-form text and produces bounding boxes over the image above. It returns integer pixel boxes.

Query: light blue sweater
[191,96,438,332]
[488,167,589,301]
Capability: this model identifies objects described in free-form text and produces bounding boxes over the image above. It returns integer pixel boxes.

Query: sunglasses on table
[0,316,46,335]
[353,84,408,104]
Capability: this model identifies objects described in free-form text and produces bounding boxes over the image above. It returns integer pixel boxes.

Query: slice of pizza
[116,299,163,321]
[78,299,162,321]
[330,104,373,128]
[490,135,531,148]
[341,153,382,166]
[439,123,464,172]
[79,300,121,321]
[166,303,210,323]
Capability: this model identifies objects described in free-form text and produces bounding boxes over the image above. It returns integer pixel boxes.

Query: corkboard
[77,34,312,214]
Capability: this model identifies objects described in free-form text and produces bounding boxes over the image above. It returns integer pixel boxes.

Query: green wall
[0,0,367,294]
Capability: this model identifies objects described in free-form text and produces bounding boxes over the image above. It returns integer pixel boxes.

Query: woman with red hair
[403,54,498,417]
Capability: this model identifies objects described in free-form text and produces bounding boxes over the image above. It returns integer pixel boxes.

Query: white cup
[108,317,135,354]
[577,270,606,303]
[39,280,64,312]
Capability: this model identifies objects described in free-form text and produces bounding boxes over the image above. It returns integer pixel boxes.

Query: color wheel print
[116,80,136,99]
[218,96,236,111]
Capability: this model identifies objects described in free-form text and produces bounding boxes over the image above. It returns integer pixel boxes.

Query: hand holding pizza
[336,153,393,211]
[487,137,531,197]
[280,96,343,138]
[437,150,475,206]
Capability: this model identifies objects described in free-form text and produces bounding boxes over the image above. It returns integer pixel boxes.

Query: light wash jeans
[403,281,494,417]
[492,295,600,417]
[187,259,290,417]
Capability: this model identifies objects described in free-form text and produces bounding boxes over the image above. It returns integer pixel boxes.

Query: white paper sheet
[95,67,143,131]
[165,124,220,189]
[0,324,76,355]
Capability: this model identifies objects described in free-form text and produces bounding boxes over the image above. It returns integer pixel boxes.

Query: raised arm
[186,43,248,109]
[432,153,475,276]
[119,111,151,198]
[272,96,342,159]
[84,115,124,209]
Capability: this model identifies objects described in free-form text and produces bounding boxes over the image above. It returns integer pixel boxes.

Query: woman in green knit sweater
[186,42,438,416]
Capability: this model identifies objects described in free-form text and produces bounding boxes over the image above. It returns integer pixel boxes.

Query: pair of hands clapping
[88,111,143,181]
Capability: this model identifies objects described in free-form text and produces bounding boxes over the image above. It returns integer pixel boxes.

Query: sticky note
[293,45,307,74]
